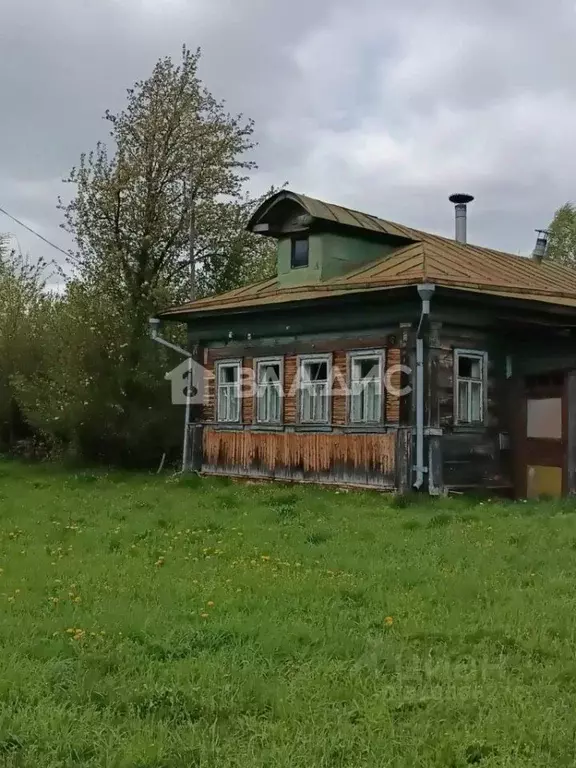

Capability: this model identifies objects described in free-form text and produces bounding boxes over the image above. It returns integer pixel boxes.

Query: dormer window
[291,237,309,269]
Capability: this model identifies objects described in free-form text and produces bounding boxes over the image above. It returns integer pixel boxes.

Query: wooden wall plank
[385,347,402,424]
[204,358,215,422]
[242,358,254,424]
[333,351,347,425]
[284,356,298,423]
[202,428,396,488]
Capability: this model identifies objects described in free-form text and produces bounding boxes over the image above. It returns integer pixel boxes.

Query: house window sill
[211,423,244,431]
[450,424,487,434]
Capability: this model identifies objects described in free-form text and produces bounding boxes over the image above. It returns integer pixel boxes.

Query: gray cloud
[2,0,576,281]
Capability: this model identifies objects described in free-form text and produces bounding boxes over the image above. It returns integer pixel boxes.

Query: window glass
[256,362,282,423]
[455,351,485,424]
[350,355,382,423]
[300,358,329,423]
[217,363,240,422]
[291,238,309,269]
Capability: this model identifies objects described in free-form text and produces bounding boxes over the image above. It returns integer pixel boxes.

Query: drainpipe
[149,317,193,473]
[413,283,436,490]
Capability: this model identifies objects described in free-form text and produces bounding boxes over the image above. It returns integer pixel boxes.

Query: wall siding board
[208,336,395,360]
[204,357,215,422]
[242,358,254,423]
[385,347,402,424]
[203,428,396,488]
[206,337,402,428]
[333,351,347,425]
[436,327,509,490]
[284,356,298,423]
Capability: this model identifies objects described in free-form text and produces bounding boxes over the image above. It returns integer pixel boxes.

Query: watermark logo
[164,358,207,406]
[165,360,413,406]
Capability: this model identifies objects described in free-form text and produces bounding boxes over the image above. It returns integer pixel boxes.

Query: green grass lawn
[1,462,576,767]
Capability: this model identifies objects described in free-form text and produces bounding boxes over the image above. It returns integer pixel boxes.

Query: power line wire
[0,205,70,259]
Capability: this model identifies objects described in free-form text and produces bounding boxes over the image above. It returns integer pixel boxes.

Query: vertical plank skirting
[202,428,397,488]
[395,428,412,494]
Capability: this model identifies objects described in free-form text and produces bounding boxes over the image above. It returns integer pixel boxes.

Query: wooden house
[158,190,576,498]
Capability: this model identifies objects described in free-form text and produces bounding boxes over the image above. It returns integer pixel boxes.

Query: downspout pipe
[149,317,193,473]
[413,283,436,490]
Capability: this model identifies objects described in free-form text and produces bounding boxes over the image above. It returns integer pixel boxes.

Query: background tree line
[0,46,276,467]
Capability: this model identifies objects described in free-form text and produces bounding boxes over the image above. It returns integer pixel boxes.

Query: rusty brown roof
[280,192,421,240]
[161,193,576,318]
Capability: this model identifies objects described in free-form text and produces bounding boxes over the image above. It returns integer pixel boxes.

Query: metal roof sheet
[160,192,576,318]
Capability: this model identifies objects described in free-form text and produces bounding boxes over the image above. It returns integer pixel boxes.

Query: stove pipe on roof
[532,229,549,263]
[449,193,474,244]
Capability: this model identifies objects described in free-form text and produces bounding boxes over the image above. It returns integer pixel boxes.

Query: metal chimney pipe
[532,229,549,263]
[449,193,474,244]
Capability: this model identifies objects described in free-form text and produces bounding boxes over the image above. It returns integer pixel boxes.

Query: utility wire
[0,205,70,259]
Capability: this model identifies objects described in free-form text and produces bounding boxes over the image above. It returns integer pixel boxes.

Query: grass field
[1,462,576,767]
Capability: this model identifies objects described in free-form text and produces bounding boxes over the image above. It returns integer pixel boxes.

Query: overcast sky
[2,0,576,285]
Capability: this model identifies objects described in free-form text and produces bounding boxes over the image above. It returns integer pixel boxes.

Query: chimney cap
[449,193,474,205]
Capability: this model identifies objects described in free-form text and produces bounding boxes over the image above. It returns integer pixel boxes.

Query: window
[216,361,241,422]
[299,356,331,423]
[454,350,486,424]
[291,238,309,269]
[349,352,384,424]
[255,359,283,424]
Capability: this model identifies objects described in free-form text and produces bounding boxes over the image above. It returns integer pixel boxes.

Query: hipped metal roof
[161,191,576,318]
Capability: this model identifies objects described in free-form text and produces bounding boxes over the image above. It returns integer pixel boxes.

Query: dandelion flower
[384,616,394,627]
[200,612,209,618]
[207,601,215,607]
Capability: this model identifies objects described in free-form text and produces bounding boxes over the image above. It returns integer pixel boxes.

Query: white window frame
[347,349,385,425]
[215,359,242,423]
[297,354,332,425]
[454,349,487,425]
[254,357,284,425]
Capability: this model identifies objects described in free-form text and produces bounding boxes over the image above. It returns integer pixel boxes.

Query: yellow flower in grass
[384,616,394,627]
[207,601,215,607]
[200,612,209,619]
